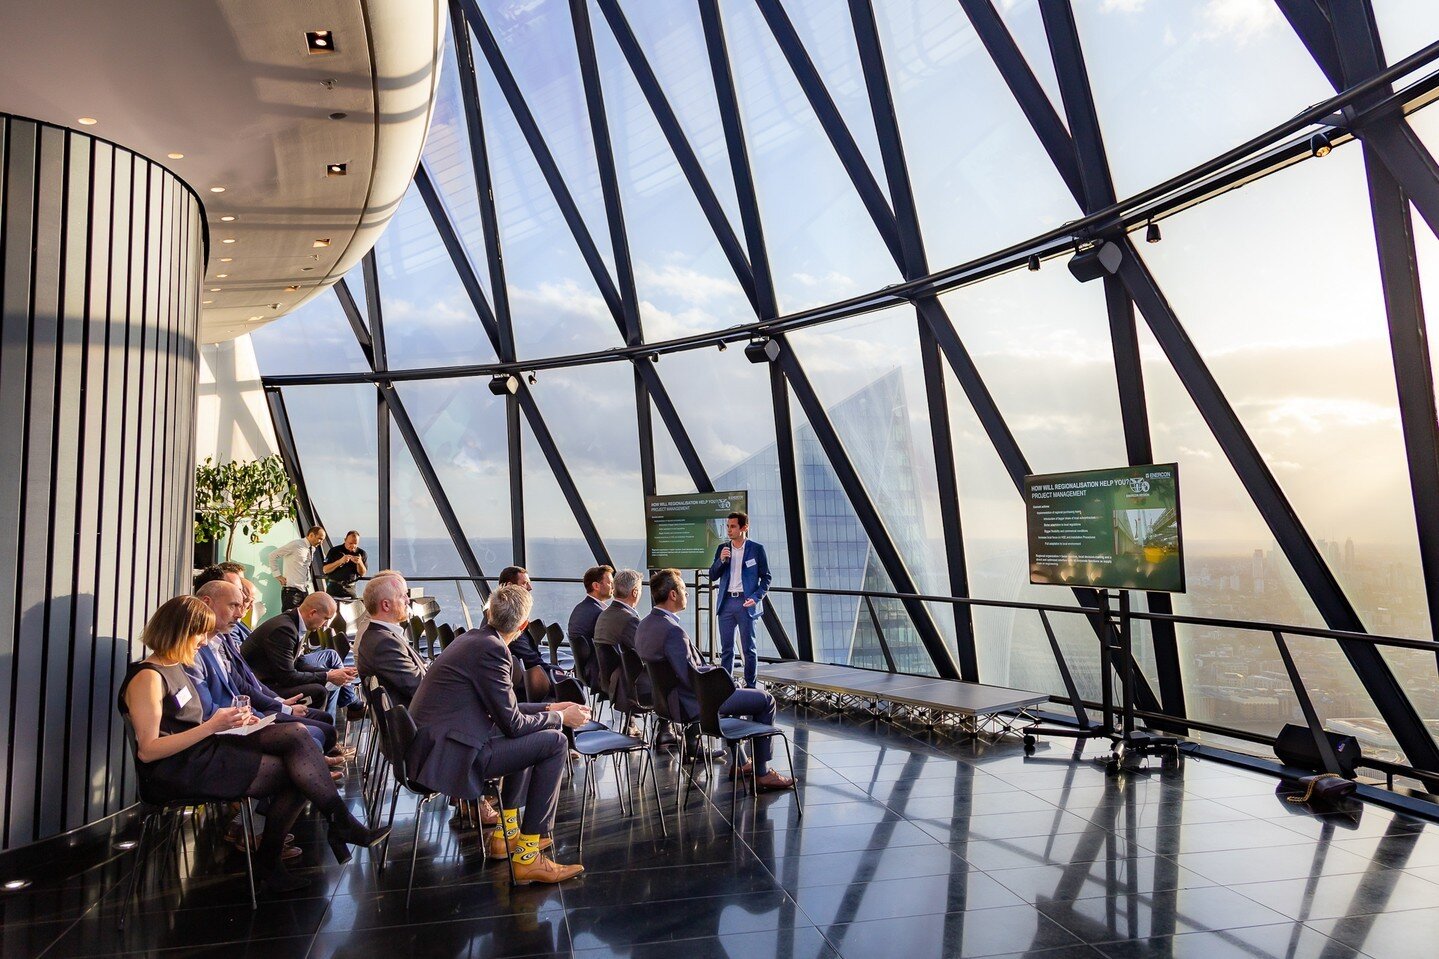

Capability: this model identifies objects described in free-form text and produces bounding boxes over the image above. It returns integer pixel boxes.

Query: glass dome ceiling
[252,0,1439,775]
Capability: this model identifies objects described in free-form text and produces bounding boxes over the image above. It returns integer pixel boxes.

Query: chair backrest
[382,703,427,790]
[620,646,653,709]
[304,628,323,651]
[526,619,546,649]
[544,623,565,667]
[693,666,736,739]
[438,622,455,650]
[569,630,595,692]
[369,686,395,762]
[407,616,423,641]
[592,640,623,702]
[645,657,686,724]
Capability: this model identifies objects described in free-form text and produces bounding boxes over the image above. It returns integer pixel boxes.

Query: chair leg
[239,800,257,909]
[577,757,592,859]
[405,795,431,910]
[117,812,154,931]
[781,733,802,818]
[730,742,741,824]
[644,749,667,837]
[377,780,402,873]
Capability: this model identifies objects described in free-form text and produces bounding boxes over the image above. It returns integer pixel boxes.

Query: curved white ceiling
[0,0,445,342]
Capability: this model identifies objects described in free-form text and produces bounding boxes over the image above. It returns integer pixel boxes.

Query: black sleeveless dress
[117,661,264,802]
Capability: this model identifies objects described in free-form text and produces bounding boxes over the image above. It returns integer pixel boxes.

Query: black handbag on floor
[1276,772,1357,809]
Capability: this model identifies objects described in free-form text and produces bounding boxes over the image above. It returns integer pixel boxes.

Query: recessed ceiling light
[300,267,315,272]
[209,287,221,292]
[222,238,235,244]
[249,315,263,321]
[219,257,233,263]
[216,274,228,278]
[3,879,32,891]
[326,163,347,177]
[306,30,337,54]
[202,300,213,304]
[329,112,348,121]
[220,215,236,222]
[313,238,331,248]
[77,117,97,125]
[285,285,300,292]
[167,152,184,160]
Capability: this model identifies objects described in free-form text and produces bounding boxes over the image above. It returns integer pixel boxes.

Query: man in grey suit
[634,569,796,790]
[407,584,591,884]
[593,569,648,736]
[355,573,426,708]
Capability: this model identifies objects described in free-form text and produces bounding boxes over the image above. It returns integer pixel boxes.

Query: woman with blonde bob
[118,596,386,893]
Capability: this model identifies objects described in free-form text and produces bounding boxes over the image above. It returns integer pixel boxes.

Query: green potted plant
[194,455,299,562]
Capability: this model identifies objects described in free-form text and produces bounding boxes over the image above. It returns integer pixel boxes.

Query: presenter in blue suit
[708,511,770,688]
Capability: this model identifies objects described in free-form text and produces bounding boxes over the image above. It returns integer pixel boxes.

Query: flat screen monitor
[1025,463,1184,592]
[645,490,748,570]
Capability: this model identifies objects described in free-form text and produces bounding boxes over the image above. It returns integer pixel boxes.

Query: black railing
[390,574,1439,791]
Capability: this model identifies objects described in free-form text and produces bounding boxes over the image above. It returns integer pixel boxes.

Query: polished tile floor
[4,705,1438,958]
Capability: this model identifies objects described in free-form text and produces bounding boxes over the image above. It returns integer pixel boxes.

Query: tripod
[1023,589,1183,772]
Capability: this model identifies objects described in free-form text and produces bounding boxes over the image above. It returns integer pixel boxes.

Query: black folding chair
[645,658,706,816]
[573,724,665,856]
[693,668,801,823]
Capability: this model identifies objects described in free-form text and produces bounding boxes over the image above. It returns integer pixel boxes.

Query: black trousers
[280,586,307,612]
[484,728,567,835]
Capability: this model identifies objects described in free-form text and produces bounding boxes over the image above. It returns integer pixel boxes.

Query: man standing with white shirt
[271,525,325,612]
[708,511,771,688]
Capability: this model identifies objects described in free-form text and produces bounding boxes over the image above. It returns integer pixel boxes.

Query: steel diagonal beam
[264,387,326,537]
[701,0,811,657]
[593,0,759,312]
[752,0,906,265]
[334,277,375,368]
[773,336,960,679]
[1039,0,1185,723]
[848,0,977,680]
[416,157,615,571]
[449,0,524,557]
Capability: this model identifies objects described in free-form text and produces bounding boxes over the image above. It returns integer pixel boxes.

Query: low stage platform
[759,661,1048,737]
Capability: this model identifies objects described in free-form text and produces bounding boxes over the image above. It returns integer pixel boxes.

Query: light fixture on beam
[1309,132,1333,158]
[744,337,781,364]
[488,373,519,396]
[1026,254,1041,272]
[1145,220,1162,244]
[1067,240,1123,283]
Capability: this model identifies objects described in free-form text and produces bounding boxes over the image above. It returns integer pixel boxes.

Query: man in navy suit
[708,511,771,688]
[635,569,795,790]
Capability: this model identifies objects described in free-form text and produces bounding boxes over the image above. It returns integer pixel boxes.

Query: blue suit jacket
[708,540,771,618]
[634,608,715,721]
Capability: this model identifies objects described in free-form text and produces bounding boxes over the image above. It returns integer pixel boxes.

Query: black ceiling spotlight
[1309,131,1333,158]
[648,352,660,363]
[1026,254,1041,272]
[487,373,518,396]
[1145,220,1162,244]
[306,30,337,54]
[717,341,727,351]
[1067,240,1123,283]
[527,371,538,385]
[744,337,781,364]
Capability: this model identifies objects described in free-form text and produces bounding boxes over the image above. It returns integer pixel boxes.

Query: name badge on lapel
[175,686,193,709]
[745,558,757,568]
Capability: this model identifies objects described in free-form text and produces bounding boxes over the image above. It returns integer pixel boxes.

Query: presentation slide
[645,490,748,570]
[1025,463,1184,593]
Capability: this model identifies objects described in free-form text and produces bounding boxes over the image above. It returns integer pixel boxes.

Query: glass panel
[941,364,1103,703]
[650,349,796,660]
[612,0,744,237]
[389,420,466,576]
[874,0,1080,269]
[1071,1,1334,196]
[393,378,512,573]
[938,261,1127,474]
[994,0,1066,117]
[282,385,379,544]
[478,0,615,272]
[718,0,903,313]
[1371,1,1439,65]
[422,16,493,302]
[372,183,498,370]
[589,11,756,337]
[1140,144,1427,642]
[249,288,370,376]
[475,25,626,360]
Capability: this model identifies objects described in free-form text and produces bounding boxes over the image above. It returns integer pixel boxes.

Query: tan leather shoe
[478,798,500,827]
[510,854,584,885]
[487,830,553,860]
[755,771,796,791]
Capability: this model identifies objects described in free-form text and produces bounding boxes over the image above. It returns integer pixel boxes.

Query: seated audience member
[355,573,427,707]
[499,566,584,703]
[193,581,343,761]
[119,596,387,893]
[635,569,796,790]
[407,585,591,884]
[194,561,247,595]
[593,568,648,729]
[241,593,359,712]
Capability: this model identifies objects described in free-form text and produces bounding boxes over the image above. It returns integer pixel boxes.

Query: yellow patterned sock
[501,808,520,838]
[513,832,540,864]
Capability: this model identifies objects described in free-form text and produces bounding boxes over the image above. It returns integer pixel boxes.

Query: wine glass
[233,695,251,723]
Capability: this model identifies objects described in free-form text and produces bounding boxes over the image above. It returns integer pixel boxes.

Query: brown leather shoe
[487,830,553,860]
[732,762,754,778]
[755,771,796,791]
[325,754,346,768]
[478,798,499,827]
[509,854,584,885]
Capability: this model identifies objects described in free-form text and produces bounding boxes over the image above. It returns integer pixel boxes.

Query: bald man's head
[298,591,337,630]
[195,580,244,633]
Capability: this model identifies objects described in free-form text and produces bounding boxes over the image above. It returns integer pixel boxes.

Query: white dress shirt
[727,540,746,594]
[270,537,314,588]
